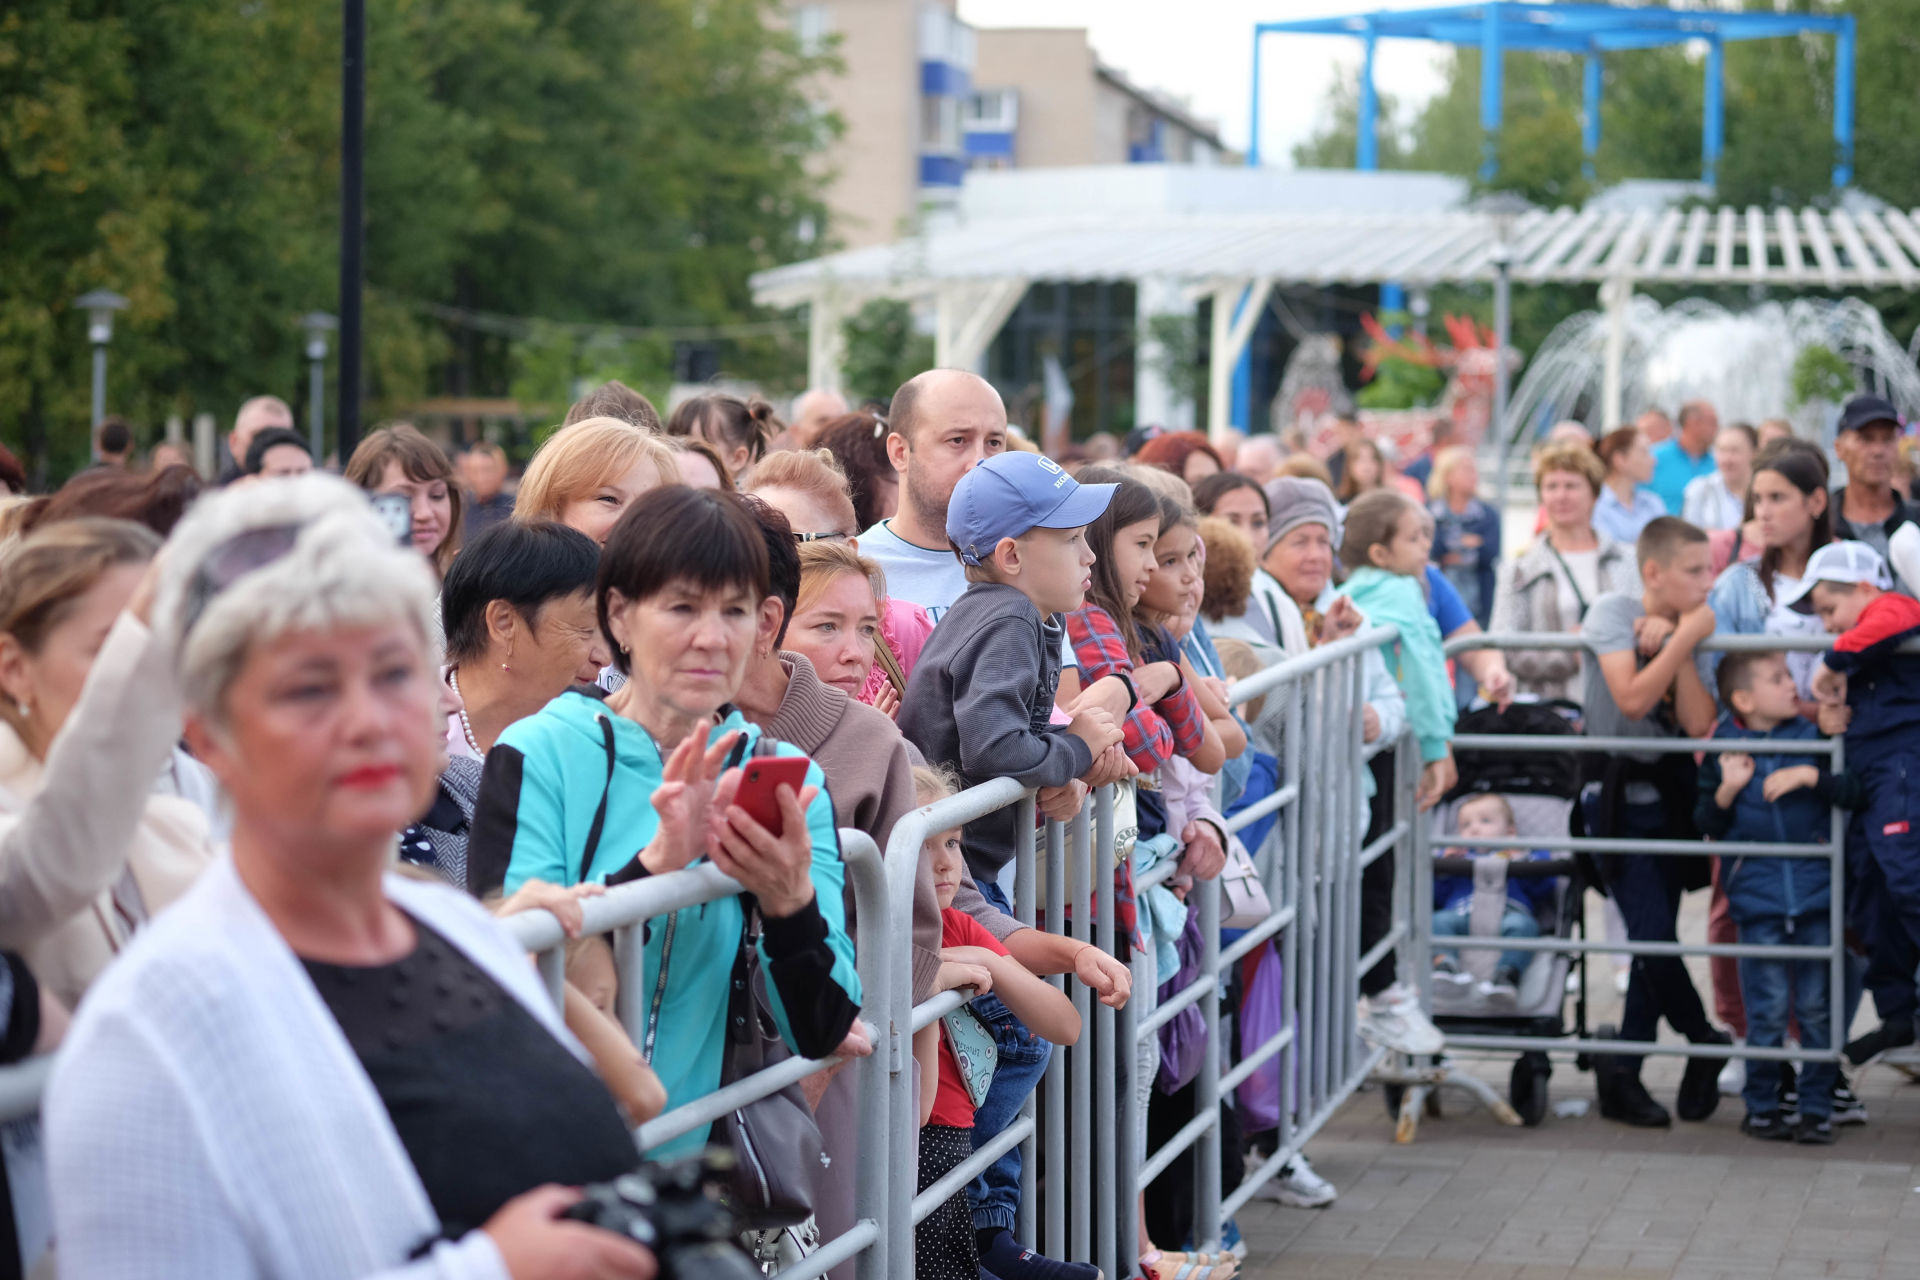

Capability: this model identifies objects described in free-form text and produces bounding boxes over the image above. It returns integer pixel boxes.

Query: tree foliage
[0,0,834,482]
[841,300,933,408]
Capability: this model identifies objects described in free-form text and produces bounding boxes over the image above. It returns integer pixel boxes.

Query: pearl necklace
[449,668,482,756]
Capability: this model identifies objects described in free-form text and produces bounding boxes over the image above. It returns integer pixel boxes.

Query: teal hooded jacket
[1338,566,1457,765]
[467,690,861,1157]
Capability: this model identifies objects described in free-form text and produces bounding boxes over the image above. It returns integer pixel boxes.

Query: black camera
[562,1151,761,1280]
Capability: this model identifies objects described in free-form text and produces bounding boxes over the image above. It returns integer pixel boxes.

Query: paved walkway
[1239,890,1920,1279]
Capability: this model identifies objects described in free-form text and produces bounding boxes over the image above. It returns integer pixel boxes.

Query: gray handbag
[716,900,828,1228]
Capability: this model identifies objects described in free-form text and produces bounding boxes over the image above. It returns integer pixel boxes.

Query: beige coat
[0,613,211,1007]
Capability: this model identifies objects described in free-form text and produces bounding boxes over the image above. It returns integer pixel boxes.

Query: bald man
[857,370,1007,622]
[1235,435,1282,487]
[786,387,849,450]
[223,395,295,485]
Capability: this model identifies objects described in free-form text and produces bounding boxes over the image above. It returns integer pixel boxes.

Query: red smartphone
[732,756,811,838]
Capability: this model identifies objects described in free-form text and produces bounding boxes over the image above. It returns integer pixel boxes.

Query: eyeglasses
[180,522,305,637]
[791,531,850,544]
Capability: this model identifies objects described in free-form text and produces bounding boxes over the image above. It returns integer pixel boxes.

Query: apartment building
[789,3,1224,248]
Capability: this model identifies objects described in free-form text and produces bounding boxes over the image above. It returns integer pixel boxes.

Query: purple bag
[1233,942,1286,1132]
[1156,913,1208,1094]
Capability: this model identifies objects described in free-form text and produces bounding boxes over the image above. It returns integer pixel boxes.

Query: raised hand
[645,731,739,875]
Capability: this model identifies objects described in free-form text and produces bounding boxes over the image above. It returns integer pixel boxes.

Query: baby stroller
[1383,700,1589,1137]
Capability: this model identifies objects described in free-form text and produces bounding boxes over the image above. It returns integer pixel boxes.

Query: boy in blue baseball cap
[898,451,1137,1280]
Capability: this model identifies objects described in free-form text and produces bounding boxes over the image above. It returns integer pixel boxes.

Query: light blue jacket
[1337,567,1456,764]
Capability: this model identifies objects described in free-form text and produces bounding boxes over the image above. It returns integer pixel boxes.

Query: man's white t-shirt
[859,519,969,623]
[860,517,1080,665]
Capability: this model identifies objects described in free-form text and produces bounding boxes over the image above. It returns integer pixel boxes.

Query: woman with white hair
[46,477,656,1280]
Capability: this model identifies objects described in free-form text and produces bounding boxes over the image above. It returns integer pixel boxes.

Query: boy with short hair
[899,451,1134,1280]
[1792,541,1920,1065]
[1696,650,1859,1143]
[1580,516,1728,1128]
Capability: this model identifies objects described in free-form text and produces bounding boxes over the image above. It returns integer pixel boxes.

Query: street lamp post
[301,312,338,463]
[1474,192,1531,517]
[75,289,129,439]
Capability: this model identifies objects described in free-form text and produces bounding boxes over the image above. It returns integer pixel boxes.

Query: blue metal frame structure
[1251,3,1856,188]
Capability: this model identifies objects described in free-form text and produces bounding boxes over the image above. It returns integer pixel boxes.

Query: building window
[918,5,974,70]
[921,95,961,154]
[963,88,1018,132]
[792,4,831,55]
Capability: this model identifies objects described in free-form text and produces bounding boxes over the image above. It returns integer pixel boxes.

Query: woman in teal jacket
[469,486,860,1157]
[1336,490,1458,809]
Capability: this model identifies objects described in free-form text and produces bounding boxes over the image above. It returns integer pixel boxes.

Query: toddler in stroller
[1432,793,1554,1005]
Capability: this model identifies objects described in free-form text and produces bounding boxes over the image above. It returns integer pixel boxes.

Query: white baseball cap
[1785,540,1893,613]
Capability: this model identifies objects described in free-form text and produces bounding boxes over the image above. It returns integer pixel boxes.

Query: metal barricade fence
[504,829,895,1280]
[880,625,1410,1275]
[1427,630,1850,1068]
[0,628,1403,1278]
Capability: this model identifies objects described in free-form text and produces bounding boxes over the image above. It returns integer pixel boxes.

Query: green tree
[0,0,834,483]
[841,300,932,407]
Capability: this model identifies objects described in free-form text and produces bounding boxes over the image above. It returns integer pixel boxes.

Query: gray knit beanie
[1261,476,1340,553]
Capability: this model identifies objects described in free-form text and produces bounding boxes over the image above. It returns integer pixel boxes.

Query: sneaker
[1677,1030,1732,1122]
[975,1229,1100,1280]
[1844,1019,1915,1065]
[1740,1111,1794,1141]
[1795,1115,1836,1145]
[1253,1155,1338,1208]
[1432,957,1474,989]
[1477,974,1518,1009]
[1831,1074,1868,1126]
[1358,983,1444,1056]
[1220,1218,1248,1261]
[1717,1039,1746,1097]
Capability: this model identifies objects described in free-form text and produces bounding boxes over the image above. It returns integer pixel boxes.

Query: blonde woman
[1426,446,1500,626]
[513,417,680,545]
[48,477,657,1279]
[748,449,933,710]
[1489,442,1640,702]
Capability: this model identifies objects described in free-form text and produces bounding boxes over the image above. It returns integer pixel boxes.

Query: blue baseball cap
[947,454,1117,567]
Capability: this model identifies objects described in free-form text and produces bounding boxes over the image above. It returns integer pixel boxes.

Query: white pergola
[752,203,1920,433]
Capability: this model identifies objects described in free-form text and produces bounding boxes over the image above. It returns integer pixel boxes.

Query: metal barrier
[0,627,1407,1277]
[1425,630,1851,1068]
[879,625,1410,1274]
[505,829,895,1280]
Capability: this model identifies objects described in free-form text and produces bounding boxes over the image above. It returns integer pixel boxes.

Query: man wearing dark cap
[1831,396,1918,589]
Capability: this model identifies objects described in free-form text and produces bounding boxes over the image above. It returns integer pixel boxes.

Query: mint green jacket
[1337,567,1457,764]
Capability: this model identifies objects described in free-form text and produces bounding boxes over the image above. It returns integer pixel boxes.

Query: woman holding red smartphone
[465,485,862,1158]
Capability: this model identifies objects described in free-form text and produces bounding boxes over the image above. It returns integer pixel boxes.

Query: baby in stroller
[1432,793,1553,1004]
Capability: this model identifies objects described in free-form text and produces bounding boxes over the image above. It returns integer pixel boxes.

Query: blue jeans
[1432,900,1539,976]
[1738,913,1835,1120]
[967,879,1052,1235]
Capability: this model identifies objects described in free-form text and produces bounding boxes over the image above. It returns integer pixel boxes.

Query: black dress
[302,917,637,1239]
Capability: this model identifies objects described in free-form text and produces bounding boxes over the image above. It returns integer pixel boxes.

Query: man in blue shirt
[1649,400,1721,514]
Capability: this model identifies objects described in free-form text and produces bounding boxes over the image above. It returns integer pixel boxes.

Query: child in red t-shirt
[913,768,1083,1280]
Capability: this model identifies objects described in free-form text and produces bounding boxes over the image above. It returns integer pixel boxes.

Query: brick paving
[1238,889,1920,1279]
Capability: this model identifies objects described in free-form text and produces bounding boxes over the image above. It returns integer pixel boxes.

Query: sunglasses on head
[179,523,304,638]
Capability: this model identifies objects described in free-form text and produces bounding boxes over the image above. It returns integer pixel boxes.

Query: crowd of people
[1,372,1917,1280]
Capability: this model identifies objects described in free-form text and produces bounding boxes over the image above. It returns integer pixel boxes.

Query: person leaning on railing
[46,477,658,1280]
[465,485,862,1159]
[1489,442,1639,703]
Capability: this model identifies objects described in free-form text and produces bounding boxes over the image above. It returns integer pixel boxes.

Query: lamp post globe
[74,289,129,433]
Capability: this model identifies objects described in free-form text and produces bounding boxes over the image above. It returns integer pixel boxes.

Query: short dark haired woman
[466,485,862,1157]
[440,520,606,761]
